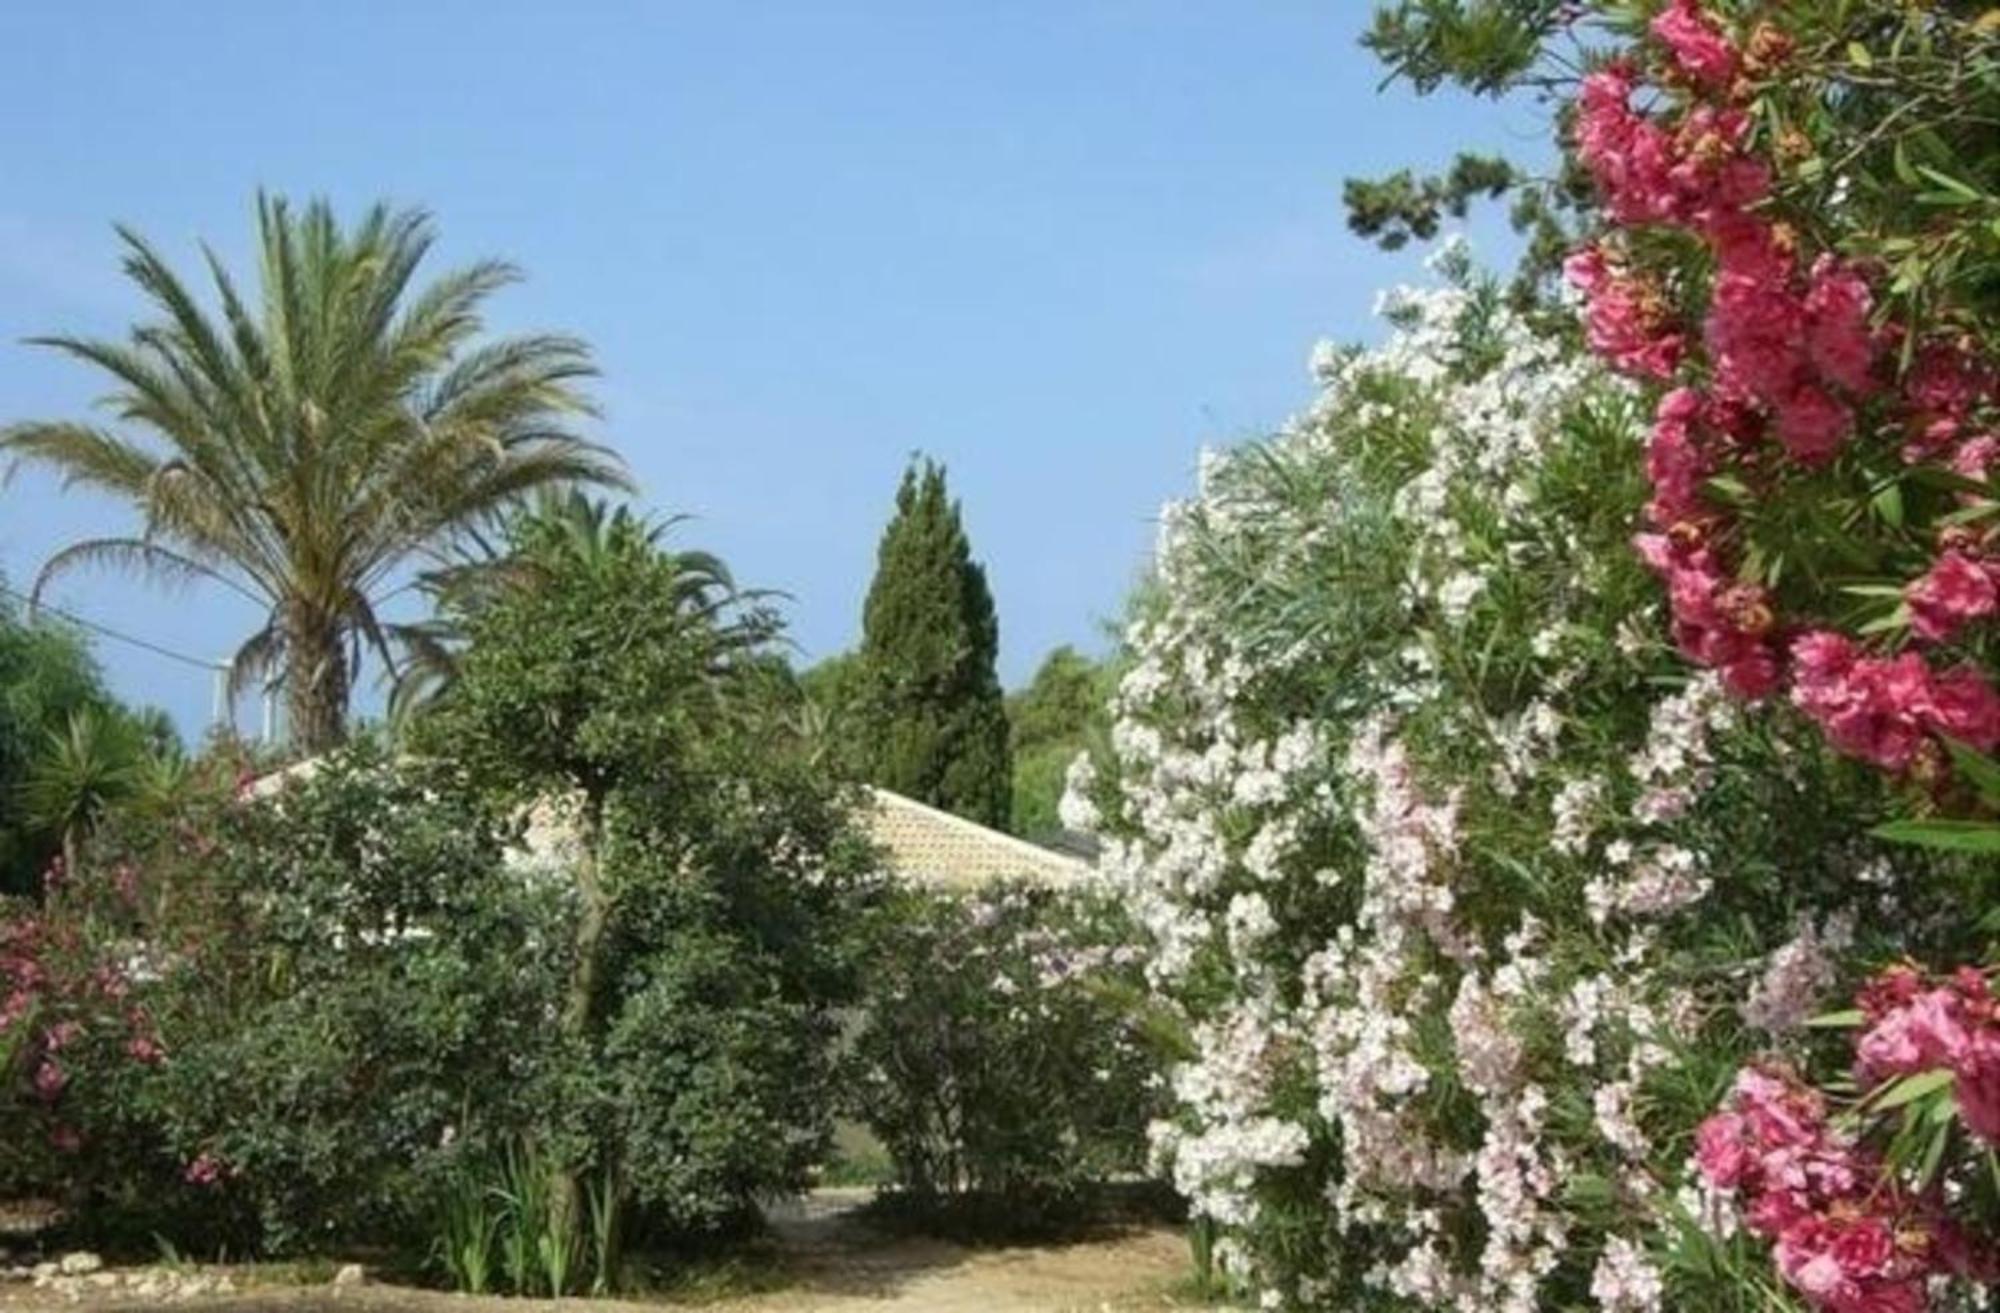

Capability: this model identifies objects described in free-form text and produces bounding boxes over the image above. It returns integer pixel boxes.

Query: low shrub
[846,880,1162,1234]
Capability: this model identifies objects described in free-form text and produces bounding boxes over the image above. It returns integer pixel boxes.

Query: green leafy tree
[0,583,174,893]
[415,508,870,1254]
[0,195,625,754]
[795,651,866,772]
[854,460,1011,829]
[1006,646,1113,841]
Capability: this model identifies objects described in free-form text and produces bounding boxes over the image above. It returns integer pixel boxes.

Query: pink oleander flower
[1651,0,1739,89]
[1698,1061,1961,1313]
[1775,1216,1924,1313]
[1856,966,2000,1148]
[1926,664,2000,748]
[1789,634,2000,769]
[1950,435,1999,483]
[1575,64,1684,225]
[184,1152,225,1187]
[1908,342,1996,425]
[1645,388,1711,526]
[1804,256,1879,396]
[1695,1110,1752,1187]
[1907,550,1998,643]
[1857,987,1972,1080]
[1707,271,1808,408]
[1634,533,1780,697]
[1707,210,1792,285]
[1775,384,1852,464]
[1565,246,1686,379]
[126,1033,165,1065]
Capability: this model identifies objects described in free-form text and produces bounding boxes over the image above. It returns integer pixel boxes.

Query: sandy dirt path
[4,1191,1201,1313]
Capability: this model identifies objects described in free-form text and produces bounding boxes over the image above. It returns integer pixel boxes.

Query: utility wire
[0,580,227,672]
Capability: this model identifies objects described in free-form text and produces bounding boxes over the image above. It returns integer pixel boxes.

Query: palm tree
[0,195,627,753]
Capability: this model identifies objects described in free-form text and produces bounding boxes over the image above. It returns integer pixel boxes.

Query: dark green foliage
[847,883,1161,1235]
[854,461,1012,829]
[0,584,176,895]
[0,595,106,891]
[1342,154,1519,250]
[415,508,877,1237]
[1360,0,1570,96]
[7,514,875,1267]
[2,742,560,1254]
[416,505,782,808]
[1006,646,1114,841]
[796,651,867,774]
[147,748,562,1254]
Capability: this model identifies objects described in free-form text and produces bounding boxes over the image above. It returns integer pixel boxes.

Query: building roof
[250,759,1087,890]
[859,786,1087,890]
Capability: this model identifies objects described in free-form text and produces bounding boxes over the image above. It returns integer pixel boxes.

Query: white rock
[57,1252,103,1276]
[30,1261,57,1285]
[333,1263,365,1287]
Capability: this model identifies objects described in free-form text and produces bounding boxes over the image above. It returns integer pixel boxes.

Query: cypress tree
[855,459,1012,829]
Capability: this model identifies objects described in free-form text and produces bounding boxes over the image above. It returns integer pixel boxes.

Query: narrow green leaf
[1871,483,1905,527]
[1873,818,2000,853]
[1874,1069,1954,1112]
[1806,1009,1865,1029]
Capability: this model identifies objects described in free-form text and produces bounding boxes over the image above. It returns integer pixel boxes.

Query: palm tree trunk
[284,614,350,754]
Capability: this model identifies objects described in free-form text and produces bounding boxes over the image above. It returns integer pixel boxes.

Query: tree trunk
[551,791,612,1292]
[284,612,350,755]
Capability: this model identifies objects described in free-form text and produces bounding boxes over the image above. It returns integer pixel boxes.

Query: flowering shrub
[1693,959,2000,1311]
[1556,2,2000,793]
[846,881,1161,1232]
[0,855,179,1224]
[4,743,571,1252]
[1074,256,1991,1309]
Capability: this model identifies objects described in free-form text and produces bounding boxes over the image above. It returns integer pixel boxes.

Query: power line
[0,580,227,672]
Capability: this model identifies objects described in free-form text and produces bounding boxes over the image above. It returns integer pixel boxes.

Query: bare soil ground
[1,1191,1204,1313]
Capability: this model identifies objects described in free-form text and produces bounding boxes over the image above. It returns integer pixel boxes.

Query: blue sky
[0,2,1549,742]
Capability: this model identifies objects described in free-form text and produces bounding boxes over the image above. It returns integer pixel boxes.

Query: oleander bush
[1349,3,2000,1307]
[847,880,1162,1233]
[1072,252,1992,1311]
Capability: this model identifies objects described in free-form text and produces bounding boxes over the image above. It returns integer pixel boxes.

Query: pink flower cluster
[1569,1,2000,776]
[1907,550,2000,644]
[1,870,165,1155]
[1857,965,2000,1146]
[1635,527,1779,697]
[1564,246,1684,380]
[1651,0,1739,89]
[1696,1067,1977,1313]
[1790,631,2000,772]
